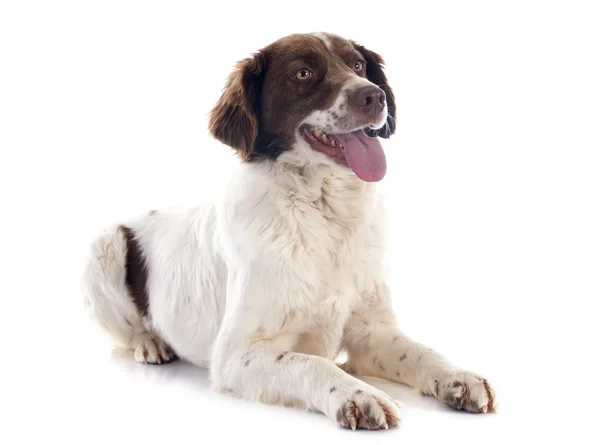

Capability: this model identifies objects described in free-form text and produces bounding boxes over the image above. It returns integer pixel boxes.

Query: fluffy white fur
[82,42,496,429]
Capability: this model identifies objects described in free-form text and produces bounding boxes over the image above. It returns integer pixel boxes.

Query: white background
[1,1,599,444]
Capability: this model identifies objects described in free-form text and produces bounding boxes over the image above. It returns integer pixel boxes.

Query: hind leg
[132,332,177,364]
[82,225,176,365]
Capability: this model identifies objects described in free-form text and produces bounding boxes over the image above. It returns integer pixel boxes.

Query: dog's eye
[295,69,312,81]
[353,61,363,72]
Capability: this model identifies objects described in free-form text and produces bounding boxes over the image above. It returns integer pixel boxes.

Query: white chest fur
[214,162,388,357]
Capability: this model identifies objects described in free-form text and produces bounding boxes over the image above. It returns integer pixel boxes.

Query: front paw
[328,383,401,430]
[430,371,497,413]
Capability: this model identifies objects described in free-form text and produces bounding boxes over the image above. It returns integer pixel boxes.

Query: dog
[83,32,497,430]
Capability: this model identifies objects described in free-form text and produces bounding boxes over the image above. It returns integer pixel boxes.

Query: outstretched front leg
[210,273,401,430]
[342,285,497,413]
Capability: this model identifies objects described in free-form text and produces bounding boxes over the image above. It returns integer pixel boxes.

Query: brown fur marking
[120,225,150,318]
[208,33,395,161]
[483,379,495,413]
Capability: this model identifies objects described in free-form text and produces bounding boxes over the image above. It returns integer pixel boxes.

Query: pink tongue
[332,131,387,182]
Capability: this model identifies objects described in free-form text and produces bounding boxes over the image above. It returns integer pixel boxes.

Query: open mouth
[301,124,387,182]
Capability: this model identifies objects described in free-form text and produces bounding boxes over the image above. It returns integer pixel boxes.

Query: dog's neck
[260,158,379,233]
[271,140,375,194]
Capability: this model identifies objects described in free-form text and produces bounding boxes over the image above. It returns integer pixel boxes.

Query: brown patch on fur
[362,403,372,416]
[120,226,150,318]
[119,233,178,362]
[244,360,251,367]
[208,55,263,159]
[361,404,381,429]
[259,35,354,145]
[160,345,177,364]
[483,379,495,413]
[441,382,458,407]
[280,309,297,328]
[149,209,157,215]
[208,33,395,161]
[336,401,358,429]
[378,362,385,372]
[250,326,266,343]
[329,386,336,393]
[399,353,407,361]
[282,398,302,409]
[351,41,396,138]
[276,352,288,361]
[439,381,472,412]
[355,389,363,395]
[435,379,493,413]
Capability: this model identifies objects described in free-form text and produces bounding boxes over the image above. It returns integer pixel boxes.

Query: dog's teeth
[320,134,329,143]
[313,128,323,137]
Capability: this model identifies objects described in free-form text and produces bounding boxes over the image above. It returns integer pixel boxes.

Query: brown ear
[209,53,265,159]
[353,43,396,138]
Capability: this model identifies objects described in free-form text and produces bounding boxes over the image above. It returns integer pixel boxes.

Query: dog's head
[209,33,395,182]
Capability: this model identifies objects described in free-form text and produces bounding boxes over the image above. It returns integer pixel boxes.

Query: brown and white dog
[83,33,497,430]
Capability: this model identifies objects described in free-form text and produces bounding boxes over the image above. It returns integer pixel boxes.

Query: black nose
[354,86,386,114]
